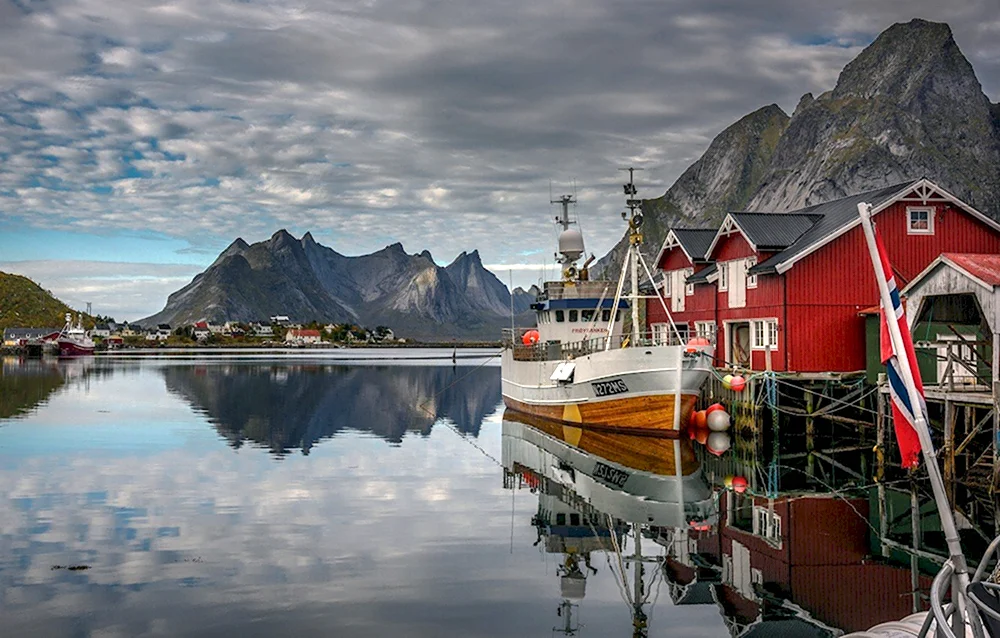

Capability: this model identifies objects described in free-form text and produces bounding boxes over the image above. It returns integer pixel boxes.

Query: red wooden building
[647,179,1000,373]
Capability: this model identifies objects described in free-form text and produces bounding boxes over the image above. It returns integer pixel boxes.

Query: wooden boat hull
[501,343,711,435]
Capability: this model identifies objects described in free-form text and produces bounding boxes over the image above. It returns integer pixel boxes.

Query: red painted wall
[713,232,757,262]
[783,201,1000,372]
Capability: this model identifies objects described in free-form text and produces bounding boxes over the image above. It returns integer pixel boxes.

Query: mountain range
[597,18,1000,273]
[140,230,537,340]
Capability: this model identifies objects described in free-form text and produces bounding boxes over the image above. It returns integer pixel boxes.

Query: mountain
[0,271,82,331]
[748,19,1000,213]
[598,18,1000,271]
[141,230,531,339]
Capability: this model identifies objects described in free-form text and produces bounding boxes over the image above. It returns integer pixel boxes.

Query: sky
[0,0,997,321]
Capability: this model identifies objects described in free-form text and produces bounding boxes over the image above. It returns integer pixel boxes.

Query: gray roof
[749,180,918,275]
[672,228,717,261]
[3,327,59,340]
[686,263,717,285]
[729,212,822,250]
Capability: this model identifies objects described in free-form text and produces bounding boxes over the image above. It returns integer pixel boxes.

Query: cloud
[0,0,997,314]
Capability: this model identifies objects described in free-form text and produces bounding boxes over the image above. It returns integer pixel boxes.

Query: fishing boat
[57,313,95,357]
[501,169,714,436]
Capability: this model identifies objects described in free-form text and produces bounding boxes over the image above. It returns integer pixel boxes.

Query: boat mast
[621,168,644,344]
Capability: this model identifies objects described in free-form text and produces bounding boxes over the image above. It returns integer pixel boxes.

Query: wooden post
[877,374,888,556]
[944,397,955,505]
[805,389,815,479]
[911,481,921,614]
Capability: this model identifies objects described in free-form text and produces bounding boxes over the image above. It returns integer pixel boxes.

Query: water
[0,354,730,638]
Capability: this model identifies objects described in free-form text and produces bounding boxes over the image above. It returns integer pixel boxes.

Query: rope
[414,350,506,468]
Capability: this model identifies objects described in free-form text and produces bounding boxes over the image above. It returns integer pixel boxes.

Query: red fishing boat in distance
[57,313,95,357]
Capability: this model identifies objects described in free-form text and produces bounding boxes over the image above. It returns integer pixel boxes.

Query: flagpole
[857,202,970,625]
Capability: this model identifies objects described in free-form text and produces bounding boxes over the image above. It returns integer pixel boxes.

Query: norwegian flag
[875,225,924,469]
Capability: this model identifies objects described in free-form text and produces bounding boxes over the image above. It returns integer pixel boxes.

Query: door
[728,322,751,367]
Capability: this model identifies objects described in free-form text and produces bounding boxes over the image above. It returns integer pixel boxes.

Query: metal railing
[541,281,615,300]
[502,328,715,362]
[920,535,1000,637]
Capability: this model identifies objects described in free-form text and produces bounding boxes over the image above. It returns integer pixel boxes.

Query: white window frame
[718,261,728,291]
[907,206,934,235]
[661,272,672,297]
[684,267,694,296]
[750,318,778,350]
[695,321,715,340]
[746,257,757,289]
[752,505,782,545]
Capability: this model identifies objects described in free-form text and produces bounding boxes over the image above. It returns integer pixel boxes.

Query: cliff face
[141,231,530,339]
[598,19,1000,272]
[597,105,789,273]
[748,19,1000,215]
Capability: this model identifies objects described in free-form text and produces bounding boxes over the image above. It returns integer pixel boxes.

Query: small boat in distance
[500,170,714,436]
[57,313,95,357]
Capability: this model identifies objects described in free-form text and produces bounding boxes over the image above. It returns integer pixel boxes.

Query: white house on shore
[285,329,321,345]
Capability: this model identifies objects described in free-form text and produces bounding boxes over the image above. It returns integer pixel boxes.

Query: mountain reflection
[0,357,67,419]
[162,363,501,454]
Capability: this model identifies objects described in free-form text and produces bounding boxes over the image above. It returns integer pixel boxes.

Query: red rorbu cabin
[646,178,1000,373]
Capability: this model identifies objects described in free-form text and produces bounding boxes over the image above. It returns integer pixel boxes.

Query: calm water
[0,353,731,638]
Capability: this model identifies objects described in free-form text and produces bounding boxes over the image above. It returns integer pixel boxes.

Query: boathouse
[648,179,1000,373]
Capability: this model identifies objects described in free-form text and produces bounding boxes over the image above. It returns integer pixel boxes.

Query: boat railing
[542,281,615,300]
[919,534,1000,638]
[502,328,715,362]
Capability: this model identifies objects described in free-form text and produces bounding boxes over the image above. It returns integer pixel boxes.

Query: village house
[270,315,291,327]
[252,323,273,338]
[146,323,172,341]
[648,179,1000,373]
[285,328,321,345]
[192,322,210,341]
[91,324,111,338]
[2,327,60,347]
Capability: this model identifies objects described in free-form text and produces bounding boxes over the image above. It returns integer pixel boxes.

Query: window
[908,206,934,234]
[662,273,672,297]
[718,261,728,291]
[695,321,715,340]
[602,309,611,322]
[685,268,694,296]
[746,257,757,289]
[581,309,594,322]
[752,506,782,543]
[555,310,565,323]
[568,310,578,322]
[751,319,778,350]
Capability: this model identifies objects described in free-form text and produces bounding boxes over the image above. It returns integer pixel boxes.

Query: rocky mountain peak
[832,19,980,106]
[302,231,316,244]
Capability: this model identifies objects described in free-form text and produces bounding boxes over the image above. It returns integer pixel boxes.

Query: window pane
[555,310,565,323]
[581,309,594,322]
[569,310,578,322]
[602,309,611,322]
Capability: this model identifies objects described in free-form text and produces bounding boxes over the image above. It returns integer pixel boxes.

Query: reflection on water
[163,362,501,452]
[0,356,939,637]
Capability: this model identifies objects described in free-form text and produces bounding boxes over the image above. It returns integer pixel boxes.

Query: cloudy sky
[0,0,997,320]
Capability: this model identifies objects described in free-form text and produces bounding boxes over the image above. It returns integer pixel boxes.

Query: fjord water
[0,354,729,638]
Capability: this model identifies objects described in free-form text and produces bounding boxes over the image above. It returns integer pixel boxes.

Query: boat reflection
[502,409,717,636]
[162,362,501,453]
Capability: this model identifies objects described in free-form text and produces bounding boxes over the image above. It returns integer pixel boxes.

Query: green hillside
[0,271,81,331]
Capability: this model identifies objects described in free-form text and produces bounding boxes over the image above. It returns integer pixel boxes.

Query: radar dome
[558,228,585,262]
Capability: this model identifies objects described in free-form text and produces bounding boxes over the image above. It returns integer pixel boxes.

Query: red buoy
[732,476,748,493]
[730,375,746,392]
[521,329,540,346]
[706,402,725,415]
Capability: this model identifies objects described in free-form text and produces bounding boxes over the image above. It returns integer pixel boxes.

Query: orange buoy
[694,427,709,445]
[521,329,540,345]
[691,409,707,430]
[685,336,711,353]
